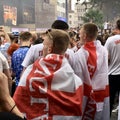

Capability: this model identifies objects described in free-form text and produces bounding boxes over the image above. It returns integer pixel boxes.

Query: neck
[20,41,30,47]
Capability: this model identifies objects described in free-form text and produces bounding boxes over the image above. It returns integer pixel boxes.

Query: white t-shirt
[0,52,9,72]
[22,43,75,68]
[22,43,43,68]
[104,34,120,75]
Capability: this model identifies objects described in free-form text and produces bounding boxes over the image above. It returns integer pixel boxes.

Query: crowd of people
[0,19,120,120]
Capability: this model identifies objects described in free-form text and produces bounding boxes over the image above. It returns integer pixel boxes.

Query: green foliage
[81,9,103,29]
[89,0,120,20]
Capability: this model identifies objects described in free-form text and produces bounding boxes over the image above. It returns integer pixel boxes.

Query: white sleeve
[104,37,113,58]
[104,39,108,49]
[72,49,86,81]
[0,53,9,70]
[22,46,35,68]
[65,49,75,68]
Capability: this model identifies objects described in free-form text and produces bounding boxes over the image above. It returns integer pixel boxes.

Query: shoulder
[65,48,74,54]
[0,52,8,61]
[65,48,74,60]
[106,35,120,43]
[27,43,43,54]
[105,35,120,48]
[31,43,43,50]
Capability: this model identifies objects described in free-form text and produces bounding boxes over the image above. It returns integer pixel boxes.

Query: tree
[81,8,104,29]
[78,0,120,23]
[89,0,120,21]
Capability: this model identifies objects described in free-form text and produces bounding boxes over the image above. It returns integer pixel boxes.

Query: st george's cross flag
[13,54,83,120]
[72,40,110,120]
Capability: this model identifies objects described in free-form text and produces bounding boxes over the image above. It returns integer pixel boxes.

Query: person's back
[105,34,120,75]
[22,20,73,69]
[13,29,83,120]
[105,19,120,116]
[11,32,32,87]
[72,23,110,120]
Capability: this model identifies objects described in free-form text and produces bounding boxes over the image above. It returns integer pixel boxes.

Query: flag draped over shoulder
[82,41,110,120]
[73,41,110,120]
[13,54,83,120]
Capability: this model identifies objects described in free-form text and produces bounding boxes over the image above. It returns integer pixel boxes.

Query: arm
[104,38,111,65]
[0,72,23,118]
[0,27,10,43]
[2,53,12,93]
[21,46,34,68]
[3,69,12,94]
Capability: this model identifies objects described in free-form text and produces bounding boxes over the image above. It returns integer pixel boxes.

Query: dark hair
[68,31,76,38]
[116,19,120,30]
[8,33,15,41]
[33,37,43,45]
[83,23,98,40]
[51,20,69,30]
[19,32,32,41]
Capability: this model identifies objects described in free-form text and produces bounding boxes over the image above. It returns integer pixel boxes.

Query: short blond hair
[82,23,98,40]
[46,29,70,54]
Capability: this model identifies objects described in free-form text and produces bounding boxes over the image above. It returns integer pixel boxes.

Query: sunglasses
[46,29,53,40]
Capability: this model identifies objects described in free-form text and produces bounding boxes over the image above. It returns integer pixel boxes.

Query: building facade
[0,0,68,31]
[75,1,91,27]
[68,10,78,28]
[35,0,55,29]
[0,0,35,26]
[56,0,66,22]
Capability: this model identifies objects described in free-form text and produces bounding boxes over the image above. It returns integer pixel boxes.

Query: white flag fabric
[72,40,110,120]
[13,54,83,120]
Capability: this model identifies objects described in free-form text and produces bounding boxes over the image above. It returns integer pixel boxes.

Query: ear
[83,32,87,40]
[47,46,53,54]
[29,38,33,43]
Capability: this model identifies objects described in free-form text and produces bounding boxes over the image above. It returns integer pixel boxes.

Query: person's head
[33,37,43,45]
[7,43,19,56]
[30,33,38,45]
[68,31,77,48]
[8,33,19,44]
[51,20,69,31]
[42,29,70,57]
[116,19,120,30]
[19,32,32,42]
[19,32,32,46]
[79,23,98,43]
[113,19,120,34]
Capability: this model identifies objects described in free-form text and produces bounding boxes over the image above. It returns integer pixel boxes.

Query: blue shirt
[11,46,29,86]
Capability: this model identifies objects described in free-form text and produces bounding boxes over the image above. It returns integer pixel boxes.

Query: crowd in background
[0,19,120,120]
